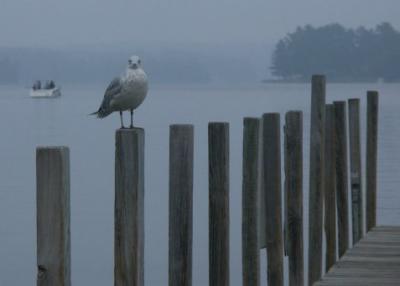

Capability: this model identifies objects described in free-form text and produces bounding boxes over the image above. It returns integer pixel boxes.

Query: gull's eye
[128,60,132,64]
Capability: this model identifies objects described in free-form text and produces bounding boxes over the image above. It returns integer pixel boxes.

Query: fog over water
[1,1,400,84]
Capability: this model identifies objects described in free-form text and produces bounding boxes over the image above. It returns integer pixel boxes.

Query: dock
[314,226,400,286]
[33,75,392,286]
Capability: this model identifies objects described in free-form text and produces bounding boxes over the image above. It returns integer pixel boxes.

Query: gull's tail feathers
[89,108,110,118]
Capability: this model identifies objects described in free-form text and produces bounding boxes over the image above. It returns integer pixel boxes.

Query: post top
[170,124,194,128]
[333,100,346,106]
[312,74,326,80]
[262,112,280,119]
[311,75,326,86]
[367,90,379,97]
[285,110,303,121]
[286,110,302,115]
[116,127,144,132]
[36,146,69,152]
[348,98,360,103]
[208,121,229,126]
[243,117,260,124]
[170,124,194,132]
[116,128,145,137]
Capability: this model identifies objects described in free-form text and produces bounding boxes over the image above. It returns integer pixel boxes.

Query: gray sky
[1,0,400,48]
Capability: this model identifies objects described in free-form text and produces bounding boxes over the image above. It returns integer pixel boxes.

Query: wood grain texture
[258,117,266,250]
[284,111,304,286]
[366,91,379,232]
[313,226,400,286]
[208,122,230,286]
[242,118,260,286]
[115,128,145,286]
[324,104,337,271]
[36,147,71,286]
[262,113,283,286]
[308,75,326,286]
[334,101,350,258]
[348,99,363,243]
[169,125,194,286]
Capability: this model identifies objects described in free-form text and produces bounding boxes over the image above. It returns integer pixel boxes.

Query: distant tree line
[270,22,400,82]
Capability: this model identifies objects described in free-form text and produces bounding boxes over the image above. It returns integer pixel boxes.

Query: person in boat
[44,80,55,89]
[32,80,41,90]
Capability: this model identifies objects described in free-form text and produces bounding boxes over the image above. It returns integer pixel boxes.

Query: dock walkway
[314,226,400,286]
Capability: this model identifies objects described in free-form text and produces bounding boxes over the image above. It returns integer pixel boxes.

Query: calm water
[0,83,399,285]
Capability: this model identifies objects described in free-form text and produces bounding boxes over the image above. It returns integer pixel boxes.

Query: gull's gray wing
[106,77,122,94]
[92,77,122,118]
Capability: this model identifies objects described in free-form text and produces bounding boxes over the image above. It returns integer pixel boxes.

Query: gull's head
[128,55,141,70]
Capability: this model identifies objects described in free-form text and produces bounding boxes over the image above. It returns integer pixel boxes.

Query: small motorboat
[30,80,61,98]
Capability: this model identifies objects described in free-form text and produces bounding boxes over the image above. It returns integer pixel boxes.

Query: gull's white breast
[110,68,148,111]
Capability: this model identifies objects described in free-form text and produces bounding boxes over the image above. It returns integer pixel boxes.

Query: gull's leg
[119,111,125,129]
[130,109,134,128]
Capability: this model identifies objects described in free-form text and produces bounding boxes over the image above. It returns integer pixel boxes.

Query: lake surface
[0,83,399,285]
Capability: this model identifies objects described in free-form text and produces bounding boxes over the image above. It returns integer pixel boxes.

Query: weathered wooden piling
[308,75,326,286]
[36,147,71,286]
[258,118,266,250]
[169,124,194,286]
[115,128,145,286]
[242,118,260,286]
[334,101,349,258]
[284,111,304,286]
[324,104,337,271]
[366,91,379,232]
[348,99,363,243]
[262,113,283,286]
[208,122,230,286]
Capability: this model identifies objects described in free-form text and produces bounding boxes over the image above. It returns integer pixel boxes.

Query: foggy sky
[1,0,400,48]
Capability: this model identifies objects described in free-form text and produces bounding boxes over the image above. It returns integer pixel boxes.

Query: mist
[1,1,400,47]
[1,1,400,84]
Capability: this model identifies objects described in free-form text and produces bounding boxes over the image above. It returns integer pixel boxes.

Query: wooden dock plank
[314,226,400,286]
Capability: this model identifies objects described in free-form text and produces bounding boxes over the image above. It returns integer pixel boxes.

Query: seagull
[91,55,148,128]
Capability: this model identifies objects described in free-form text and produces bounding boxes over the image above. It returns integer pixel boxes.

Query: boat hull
[30,87,61,98]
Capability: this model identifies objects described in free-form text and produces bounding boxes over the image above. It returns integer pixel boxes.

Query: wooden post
[284,111,303,286]
[169,125,194,286]
[36,147,70,286]
[262,113,283,286]
[366,91,379,231]
[259,118,266,250]
[308,75,325,286]
[242,118,260,286]
[324,104,337,271]
[209,122,230,286]
[334,101,349,258]
[348,99,363,243]
[115,128,145,286]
